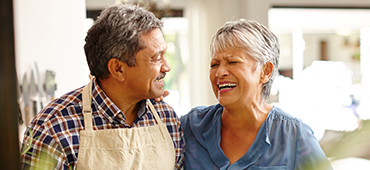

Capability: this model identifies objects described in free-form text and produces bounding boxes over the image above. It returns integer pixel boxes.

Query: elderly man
[21,4,184,170]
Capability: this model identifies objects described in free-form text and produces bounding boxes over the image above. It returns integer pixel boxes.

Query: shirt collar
[202,105,274,169]
[91,77,148,124]
[139,100,149,117]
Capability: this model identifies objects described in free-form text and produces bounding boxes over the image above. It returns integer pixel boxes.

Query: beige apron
[76,78,176,170]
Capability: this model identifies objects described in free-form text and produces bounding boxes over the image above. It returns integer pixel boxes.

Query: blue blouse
[180,104,332,170]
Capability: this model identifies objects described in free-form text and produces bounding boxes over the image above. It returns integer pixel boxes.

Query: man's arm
[21,124,68,170]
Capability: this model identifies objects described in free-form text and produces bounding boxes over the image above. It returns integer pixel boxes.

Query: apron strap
[82,76,164,131]
[82,75,94,130]
[147,99,171,139]
[147,99,164,126]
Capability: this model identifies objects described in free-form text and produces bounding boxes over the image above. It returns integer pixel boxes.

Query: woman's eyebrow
[224,55,235,60]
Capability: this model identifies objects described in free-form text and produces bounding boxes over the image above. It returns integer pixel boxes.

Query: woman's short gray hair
[84,4,163,79]
[210,19,280,101]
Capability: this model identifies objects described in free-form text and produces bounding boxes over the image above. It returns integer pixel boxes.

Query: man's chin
[149,90,164,99]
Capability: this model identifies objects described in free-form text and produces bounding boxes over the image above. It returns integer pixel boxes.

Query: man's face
[124,28,171,100]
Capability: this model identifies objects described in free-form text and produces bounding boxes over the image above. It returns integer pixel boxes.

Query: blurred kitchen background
[2,0,370,169]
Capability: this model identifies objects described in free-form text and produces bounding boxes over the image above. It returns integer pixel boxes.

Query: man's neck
[98,77,141,126]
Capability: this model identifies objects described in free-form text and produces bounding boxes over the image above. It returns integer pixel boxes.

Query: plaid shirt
[21,78,185,169]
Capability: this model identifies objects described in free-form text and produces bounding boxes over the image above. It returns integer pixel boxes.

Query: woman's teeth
[218,83,237,89]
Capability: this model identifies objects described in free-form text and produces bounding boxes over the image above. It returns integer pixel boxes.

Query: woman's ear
[261,62,273,83]
[107,58,125,82]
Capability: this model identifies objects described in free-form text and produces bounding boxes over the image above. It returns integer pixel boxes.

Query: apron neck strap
[82,75,164,129]
[147,99,164,125]
[82,75,94,130]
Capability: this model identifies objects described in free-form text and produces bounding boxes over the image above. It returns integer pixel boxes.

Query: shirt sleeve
[21,124,69,170]
[295,122,333,170]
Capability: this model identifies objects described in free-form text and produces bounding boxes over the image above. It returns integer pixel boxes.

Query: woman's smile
[218,82,237,94]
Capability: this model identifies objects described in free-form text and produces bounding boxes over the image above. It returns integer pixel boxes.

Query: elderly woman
[180,19,332,169]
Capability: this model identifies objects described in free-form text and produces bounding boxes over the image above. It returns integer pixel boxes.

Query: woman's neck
[221,102,272,130]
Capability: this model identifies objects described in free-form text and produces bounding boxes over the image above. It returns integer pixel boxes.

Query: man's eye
[153,56,162,61]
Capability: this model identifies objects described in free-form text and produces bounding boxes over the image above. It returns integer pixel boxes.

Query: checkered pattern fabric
[20,78,185,169]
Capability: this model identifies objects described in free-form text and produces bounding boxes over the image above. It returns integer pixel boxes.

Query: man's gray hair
[210,19,280,101]
[84,4,163,79]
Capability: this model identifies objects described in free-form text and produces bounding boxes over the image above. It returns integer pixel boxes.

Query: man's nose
[161,57,171,72]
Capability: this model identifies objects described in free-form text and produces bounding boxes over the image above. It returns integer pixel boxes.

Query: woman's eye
[210,63,218,68]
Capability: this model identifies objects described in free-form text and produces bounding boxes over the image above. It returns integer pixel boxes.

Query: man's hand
[154,90,169,102]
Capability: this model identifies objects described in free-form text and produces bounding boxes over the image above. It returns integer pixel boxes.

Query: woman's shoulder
[190,104,222,116]
[266,107,314,133]
[267,107,314,136]
[180,104,222,130]
[268,107,302,125]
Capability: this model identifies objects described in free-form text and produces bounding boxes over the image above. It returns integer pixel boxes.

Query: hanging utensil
[34,62,45,110]
[17,78,23,125]
[22,73,32,124]
[45,70,56,101]
[29,70,38,117]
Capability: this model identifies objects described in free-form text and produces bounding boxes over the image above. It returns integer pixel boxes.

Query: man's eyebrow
[150,50,163,59]
[156,48,167,56]
[161,46,168,54]
[158,50,165,55]
[154,50,163,56]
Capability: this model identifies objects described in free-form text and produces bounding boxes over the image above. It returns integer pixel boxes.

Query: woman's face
[209,47,265,107]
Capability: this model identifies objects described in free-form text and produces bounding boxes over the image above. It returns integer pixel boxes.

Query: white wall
[14,0,89,99]
[14,0,88,139]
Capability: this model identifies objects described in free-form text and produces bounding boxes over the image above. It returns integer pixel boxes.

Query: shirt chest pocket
[248,165,287,170]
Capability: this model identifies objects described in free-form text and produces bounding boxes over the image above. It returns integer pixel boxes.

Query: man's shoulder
[20,87,84,170]
[148,99,179,118]
[149,99,172,109]
[34,87,84,127]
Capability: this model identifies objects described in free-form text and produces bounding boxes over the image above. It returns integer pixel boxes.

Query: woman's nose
[215,65,228,78]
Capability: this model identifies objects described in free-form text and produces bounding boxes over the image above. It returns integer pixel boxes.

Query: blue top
[180,104,332,170]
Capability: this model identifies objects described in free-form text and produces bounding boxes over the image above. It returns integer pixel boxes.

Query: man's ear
[261,62,273,84]
[107,58,125,82]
